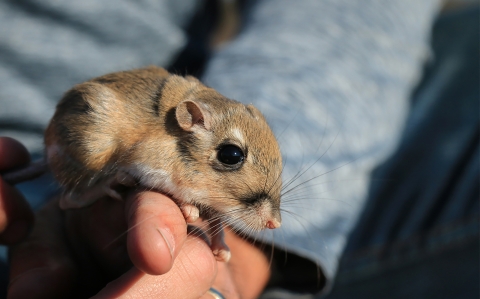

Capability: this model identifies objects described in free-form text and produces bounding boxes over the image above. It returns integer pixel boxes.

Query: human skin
[0,137,34,244]
[1,137,271,298]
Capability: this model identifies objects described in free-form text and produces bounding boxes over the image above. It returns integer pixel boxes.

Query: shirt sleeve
[202,0,441,291]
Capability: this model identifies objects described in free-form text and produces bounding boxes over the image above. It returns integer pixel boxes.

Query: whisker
[280,100,350,194]
[281,156,359,198]
[103,213,159,250]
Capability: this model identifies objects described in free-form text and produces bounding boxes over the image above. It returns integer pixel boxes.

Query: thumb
[125,190,188,275]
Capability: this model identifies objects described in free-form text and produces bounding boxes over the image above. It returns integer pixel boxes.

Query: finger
[0,137,33,244]
[8,199,77,299]
[64,190,189,279]
[0,180,34,244]
[0,137,30,171]
[92,234,217,299]
[124,190,188,275]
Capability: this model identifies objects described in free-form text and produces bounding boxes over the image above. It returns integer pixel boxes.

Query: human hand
[8,190,271,298]
[0,137,34,244]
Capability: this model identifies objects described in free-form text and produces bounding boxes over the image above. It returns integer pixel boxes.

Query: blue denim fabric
[322,7,479,299]
[261,6,479,299]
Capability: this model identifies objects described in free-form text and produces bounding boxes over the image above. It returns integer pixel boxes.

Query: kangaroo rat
[2,66,282,261]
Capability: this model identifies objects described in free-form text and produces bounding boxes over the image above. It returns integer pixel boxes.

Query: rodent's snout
[266,218,281,229]
[266,192,282,230]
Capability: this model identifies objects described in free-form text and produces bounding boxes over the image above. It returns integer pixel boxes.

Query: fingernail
[157,228,175,259]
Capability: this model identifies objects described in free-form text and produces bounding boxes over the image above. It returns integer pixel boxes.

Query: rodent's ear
[176,100,212,131]
[246,104,263,121]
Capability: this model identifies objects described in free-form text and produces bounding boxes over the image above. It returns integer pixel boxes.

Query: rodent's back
[44,67,172,191]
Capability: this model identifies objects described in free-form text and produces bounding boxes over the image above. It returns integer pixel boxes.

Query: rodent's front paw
[209,219,231,263]
[180,204,200,223]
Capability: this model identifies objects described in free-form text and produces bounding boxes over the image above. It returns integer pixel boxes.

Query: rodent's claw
[181,204,200,223]
[209,219,230,262]
[212,248,231,263]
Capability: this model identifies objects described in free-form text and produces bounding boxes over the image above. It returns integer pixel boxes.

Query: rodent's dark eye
[217,145,245,165]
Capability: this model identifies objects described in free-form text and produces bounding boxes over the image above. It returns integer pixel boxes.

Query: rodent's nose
[266,218,281,229]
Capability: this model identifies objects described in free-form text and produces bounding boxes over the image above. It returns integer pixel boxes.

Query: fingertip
[127,224,176,275]
[0,137,34,244]
[125,191,188,275]
[0,180,34,244]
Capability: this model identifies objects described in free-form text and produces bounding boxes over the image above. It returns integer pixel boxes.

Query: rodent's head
[170,82,282,232]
